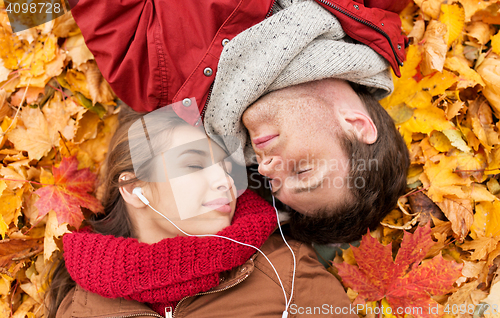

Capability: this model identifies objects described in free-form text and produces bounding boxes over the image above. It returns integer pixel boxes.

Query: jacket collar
[67,257,257,318]
[69,284,163,318]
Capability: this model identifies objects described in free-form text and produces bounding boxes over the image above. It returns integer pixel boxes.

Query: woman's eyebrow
[177,149,207,157]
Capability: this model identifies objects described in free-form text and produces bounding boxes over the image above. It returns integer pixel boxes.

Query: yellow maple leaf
[429,130,454,152]
[8,92,80,161]
[423,154,472,202]
[457,0,492,22]
[456,150,487,182]
[471,201,500,239]
[399,106,453,145]
[417,69,457,96]
[460,236,499,261]
[439,3,465,47]
[7,107,54,160]
[444,56,485,89]
[0,26,27,70]
[460,183,497,202]
[0,187,23,226]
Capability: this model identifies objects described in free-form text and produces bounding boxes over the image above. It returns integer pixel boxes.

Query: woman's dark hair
[45,105,190,317]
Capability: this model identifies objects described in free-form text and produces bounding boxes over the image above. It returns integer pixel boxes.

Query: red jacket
[69,0,408,124]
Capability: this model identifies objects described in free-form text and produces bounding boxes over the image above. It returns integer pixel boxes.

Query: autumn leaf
[0,237,43,270]
[65,34,94,67]
[477,53,500,116]
[439,3,465,47]
[335,225,463,318]
[492,31,500,56]
[460,236,500,261]
[34,156,103,228]
[44,210,70,261]
[421,20,448,75]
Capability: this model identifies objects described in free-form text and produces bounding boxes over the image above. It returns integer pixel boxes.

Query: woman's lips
[252,134,279,149]
[203,198,232,213]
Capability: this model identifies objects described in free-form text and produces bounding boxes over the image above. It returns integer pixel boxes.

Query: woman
[47,106,355,318]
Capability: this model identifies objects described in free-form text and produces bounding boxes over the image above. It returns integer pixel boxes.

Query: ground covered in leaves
[0,0,499,317]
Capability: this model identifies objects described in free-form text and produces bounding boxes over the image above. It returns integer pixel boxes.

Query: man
[69,0,410,243]
[202,0,410,243]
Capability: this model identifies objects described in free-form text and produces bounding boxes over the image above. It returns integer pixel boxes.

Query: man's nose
[258,156,282,178]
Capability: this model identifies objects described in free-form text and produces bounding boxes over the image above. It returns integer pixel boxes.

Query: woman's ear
[337,109,377,144]
[119,172,148,208]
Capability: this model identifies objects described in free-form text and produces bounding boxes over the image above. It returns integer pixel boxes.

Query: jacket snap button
[203,67,213,76]
[381,23,384,26]
[222,38,230,46]
[353,4,359,9]
[182,98,192,107]
[397,44,401,50]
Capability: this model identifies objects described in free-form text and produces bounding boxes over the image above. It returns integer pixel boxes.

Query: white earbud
[133,187,150,205]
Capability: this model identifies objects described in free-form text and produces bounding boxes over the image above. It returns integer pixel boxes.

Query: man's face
[242,79,360,214]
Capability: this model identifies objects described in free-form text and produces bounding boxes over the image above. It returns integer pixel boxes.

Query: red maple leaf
[34,156,103,228]
[335,224,462,318]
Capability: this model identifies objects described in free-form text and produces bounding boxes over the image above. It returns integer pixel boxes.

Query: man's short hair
[288,83,410,244]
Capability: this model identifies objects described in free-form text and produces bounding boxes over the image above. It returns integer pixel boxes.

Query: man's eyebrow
[292,176,325,194]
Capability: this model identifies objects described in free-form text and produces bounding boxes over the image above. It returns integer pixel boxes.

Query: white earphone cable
[270,181,296,315]
[143,195,294,318]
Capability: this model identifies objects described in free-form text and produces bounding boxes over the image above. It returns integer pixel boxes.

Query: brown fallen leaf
[408,19,426,44]
[466,21,495,46]
[80,60,116,105]
[422,20,448,75]
[435,196,474,241]
[0,237,43,270]
[477,53,500,116]
[52,12,78,38]
[413,0,444,19]
[461,236,500,261]
[408,191,446,225]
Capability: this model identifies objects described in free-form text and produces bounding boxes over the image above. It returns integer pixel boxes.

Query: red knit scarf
[63,190,277,315]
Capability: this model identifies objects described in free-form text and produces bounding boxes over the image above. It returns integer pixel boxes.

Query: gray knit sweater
[204,0,393,165]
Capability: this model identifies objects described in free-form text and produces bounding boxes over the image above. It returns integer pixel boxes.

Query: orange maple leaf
[34,156,103,228]
[335,224,462,318]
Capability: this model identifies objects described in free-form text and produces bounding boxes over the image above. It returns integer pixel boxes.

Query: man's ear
[119,172,148,209]
[337,109,377,144]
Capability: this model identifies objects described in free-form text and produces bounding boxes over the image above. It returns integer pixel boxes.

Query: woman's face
[140,125,237,237]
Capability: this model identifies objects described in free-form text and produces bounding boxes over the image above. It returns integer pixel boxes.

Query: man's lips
[252,134,279,149]
[203,198,232,213]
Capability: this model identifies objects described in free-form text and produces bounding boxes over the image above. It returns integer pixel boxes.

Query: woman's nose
[210,163,235,192]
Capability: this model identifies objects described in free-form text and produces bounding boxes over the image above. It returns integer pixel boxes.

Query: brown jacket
[57,234,357,318]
